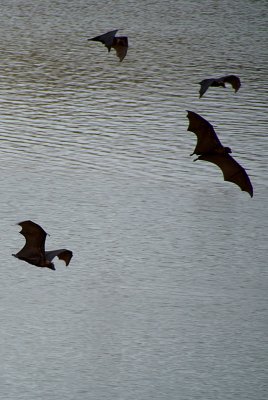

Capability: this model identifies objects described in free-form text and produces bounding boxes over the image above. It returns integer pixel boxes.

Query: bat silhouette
[198,75,241,98]
[88,29,128,62]
[13,220,73,270]
[186,111,253,197]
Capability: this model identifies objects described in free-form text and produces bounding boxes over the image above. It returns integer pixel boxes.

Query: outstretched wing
[112,36,128,61]
[187,111,224,155]
[15,220,47,259]
[197,153,253,197]
[88,30,118,51]
[198,78,215,98]
[45,249,73,266]
[222,75,241,92]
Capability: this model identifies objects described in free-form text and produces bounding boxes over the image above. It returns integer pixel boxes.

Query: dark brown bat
[13,220,73,270]
[186,111,253,197]
[88,29,128,62]
[198,75,241,98]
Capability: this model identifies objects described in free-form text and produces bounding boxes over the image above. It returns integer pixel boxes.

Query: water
[0,1,267,399]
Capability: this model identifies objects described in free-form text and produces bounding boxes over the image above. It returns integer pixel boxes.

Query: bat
[187,110,231,156]
[88,30,128,62]
[198,75,241,98]
[13,220,73,270]
[186,111,253,197]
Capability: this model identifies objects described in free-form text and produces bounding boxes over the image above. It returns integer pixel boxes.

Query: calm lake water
[0,1,267,399]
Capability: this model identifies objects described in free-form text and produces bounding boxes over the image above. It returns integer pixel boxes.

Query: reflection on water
[0,1,267,399]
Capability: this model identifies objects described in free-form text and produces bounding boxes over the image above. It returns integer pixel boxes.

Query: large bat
[198,75,241,98]
[88,30,128,62]
[13,220,73,270]
[186,111,253,197]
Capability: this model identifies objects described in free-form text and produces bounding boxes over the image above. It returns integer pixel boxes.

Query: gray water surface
[0,1,267,399]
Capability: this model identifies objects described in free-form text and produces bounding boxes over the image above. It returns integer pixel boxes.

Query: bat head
[224,146,232,154]
[46,261,55,270]
[115,37,127,45]
[41,259,55,270]
[215,146,232,155]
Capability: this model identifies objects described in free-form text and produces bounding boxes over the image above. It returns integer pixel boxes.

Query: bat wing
[222,75,241,92]
[198,78,215,98]
[187,111,224,155]
[15,220,47,259]
[88,30,118,51]
[112,36,128,61]
[197,153,253,197]
[45,249,73,266]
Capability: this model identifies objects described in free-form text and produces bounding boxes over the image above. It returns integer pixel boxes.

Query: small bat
[88,30,128,62]
[13,220,73,270]
[198,75,241,98]
[186,111,253,197]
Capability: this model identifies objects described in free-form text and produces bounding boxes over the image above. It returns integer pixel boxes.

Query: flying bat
[88,30,128,62]
[13,220,73,270]
[198,75,241,98]
[186,111,253,197]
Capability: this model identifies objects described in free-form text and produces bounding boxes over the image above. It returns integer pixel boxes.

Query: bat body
[187,111,231,156]
[198,75,241,98]
[186,111,253,197]
[13,220,73,270]
[88,30,128,62]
